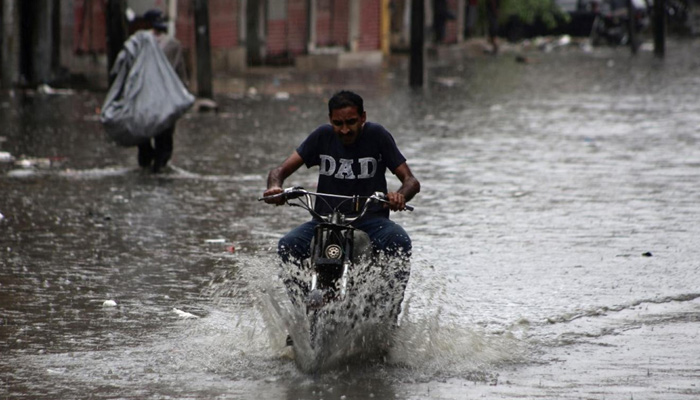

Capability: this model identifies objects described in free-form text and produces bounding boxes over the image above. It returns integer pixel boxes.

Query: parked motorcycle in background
[589,0,696,47]
[589,0,650,46]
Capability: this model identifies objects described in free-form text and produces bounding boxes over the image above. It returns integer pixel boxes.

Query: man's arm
[387,162,420,211]
[262,151,305,204]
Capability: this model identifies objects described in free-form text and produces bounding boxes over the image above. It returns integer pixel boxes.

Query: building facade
[1,0,464,89]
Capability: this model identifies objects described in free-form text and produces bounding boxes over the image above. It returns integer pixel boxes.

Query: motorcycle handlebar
[371,192,414,212]
[257,186,307,201]
[258,187,414,212]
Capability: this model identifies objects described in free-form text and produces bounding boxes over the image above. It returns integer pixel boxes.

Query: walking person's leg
[137,139,155,168]
[153,125,175,173]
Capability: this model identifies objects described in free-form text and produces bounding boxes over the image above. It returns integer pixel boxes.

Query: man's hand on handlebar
[262,186,286,205]
[386,191,407,211]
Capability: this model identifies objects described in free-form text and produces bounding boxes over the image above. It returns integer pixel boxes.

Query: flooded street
[2,39,700,399]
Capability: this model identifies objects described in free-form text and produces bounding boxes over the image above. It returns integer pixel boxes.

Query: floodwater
[2,38,700,399]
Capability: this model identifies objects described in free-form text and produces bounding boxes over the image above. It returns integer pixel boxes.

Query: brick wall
[73,0,107,53]
[267,20,288,54]
[332,0,350,46]
[314,0,350,48]
[175,0,239,51]
[317,0,333,47]
[445,0,458,43]
[266,0,308,57]
[358,0,380,50]
[69,0,382,71]
[286,0,308,54]
[176,0,195,49]
[209,0,239,49]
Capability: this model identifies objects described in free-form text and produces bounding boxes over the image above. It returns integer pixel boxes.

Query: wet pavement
[1,37,700,399]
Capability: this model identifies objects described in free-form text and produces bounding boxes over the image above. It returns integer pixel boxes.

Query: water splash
[256,256,404,373]
[206,252,529,380]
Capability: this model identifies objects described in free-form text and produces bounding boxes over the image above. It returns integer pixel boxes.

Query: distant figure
[486,0,500,54]
[433,0,449,43]
[465,0,479,37]
[138,9,188,173]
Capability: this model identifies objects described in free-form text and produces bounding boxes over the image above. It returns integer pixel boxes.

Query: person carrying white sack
[135,9,189,173]
[100,10,194,170]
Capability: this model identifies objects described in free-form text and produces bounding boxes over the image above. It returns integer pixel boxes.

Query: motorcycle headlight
[325,244,342,259]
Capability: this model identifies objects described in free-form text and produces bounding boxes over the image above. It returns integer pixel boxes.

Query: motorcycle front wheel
[308,309,324,351]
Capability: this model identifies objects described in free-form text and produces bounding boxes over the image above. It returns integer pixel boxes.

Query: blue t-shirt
[296,122,407,218]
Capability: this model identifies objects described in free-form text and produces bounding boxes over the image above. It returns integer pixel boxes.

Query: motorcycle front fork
[307,260,351,309]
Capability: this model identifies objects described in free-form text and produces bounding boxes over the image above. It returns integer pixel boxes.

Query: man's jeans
[278,217,412,263]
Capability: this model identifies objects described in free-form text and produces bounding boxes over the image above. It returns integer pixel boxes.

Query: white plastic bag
[100,31,194,147]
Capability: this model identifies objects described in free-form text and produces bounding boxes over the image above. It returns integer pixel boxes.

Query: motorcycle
[589,0,650,46]
[259,187,413,367]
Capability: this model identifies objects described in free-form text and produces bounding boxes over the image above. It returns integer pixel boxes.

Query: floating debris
[102,300,118,307]
[14,157,66,169]
[37,84,75,96]
[194,98,219,112]
[515,54,534,64]
[434,77,462,87]
[172,308,199,319]
[7,169,38,178]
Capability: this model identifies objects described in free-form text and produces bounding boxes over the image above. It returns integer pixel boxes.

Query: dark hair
[328,90,364,116]
[144,9,168,32]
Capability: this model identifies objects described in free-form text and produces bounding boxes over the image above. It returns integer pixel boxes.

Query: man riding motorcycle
[263,90,420,264]
[262,90,421,329]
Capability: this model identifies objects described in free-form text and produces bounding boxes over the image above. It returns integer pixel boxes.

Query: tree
[497,0,569,29]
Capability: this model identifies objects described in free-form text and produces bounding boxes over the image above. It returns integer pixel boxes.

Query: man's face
[330,106,366,146]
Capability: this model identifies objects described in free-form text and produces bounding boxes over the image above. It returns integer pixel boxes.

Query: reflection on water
[2,39,700,398]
